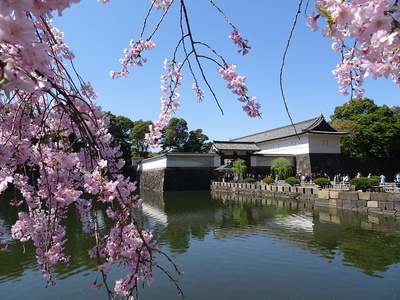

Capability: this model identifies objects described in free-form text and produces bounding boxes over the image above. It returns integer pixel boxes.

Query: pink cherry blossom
[308,0,400,98]
[217,64,261,117]
[229,28,251,55]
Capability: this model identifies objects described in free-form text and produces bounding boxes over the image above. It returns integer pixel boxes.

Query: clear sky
[54,0,399,144]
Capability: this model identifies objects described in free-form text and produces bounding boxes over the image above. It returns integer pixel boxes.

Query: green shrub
[244,177,256,183]
[262,177,275,184]
[285,177,300,186]
[371,176,380,182]
[313,177,331,188]
[349,177,379,192]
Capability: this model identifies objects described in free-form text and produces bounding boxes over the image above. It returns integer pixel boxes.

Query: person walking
[380,174,386,184]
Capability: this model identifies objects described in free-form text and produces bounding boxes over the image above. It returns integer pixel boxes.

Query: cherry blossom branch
[306,0,400,98]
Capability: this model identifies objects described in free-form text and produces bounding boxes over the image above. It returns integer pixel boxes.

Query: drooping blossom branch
[0,1,183,299]
[306,0,400,99]
[112,0,259,147]
[145,59,183,146]
[217,64,261,117]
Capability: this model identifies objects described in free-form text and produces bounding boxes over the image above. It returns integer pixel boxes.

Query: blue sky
[54,0,399,144]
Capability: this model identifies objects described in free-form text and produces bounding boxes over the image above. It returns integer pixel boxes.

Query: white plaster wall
[140,154,219,171]
[308,134,342,153]
[139,155,167,171]
[166,154,220,168]
[257,136,310,155]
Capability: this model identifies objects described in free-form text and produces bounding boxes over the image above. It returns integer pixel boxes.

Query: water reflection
[1,189,400,299]
[139,189,400,278]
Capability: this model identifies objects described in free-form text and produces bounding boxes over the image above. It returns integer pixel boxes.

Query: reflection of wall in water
[211,191,400,276]
[211,190,400,237]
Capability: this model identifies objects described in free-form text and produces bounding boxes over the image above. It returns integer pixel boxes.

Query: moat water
[1,190,400,299]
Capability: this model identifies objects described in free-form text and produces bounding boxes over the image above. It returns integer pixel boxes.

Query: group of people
[332,172,400,186]
[221,170,400,186]
[295,172,328,184]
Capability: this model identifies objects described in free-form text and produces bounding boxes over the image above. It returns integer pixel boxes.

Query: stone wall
[163,167,215,191]
[316,189,400,214]
[211,181,400,217]
[139,167,216,191]
[138,168,165,191]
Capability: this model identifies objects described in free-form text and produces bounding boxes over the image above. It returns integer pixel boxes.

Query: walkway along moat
[211,181,400,218]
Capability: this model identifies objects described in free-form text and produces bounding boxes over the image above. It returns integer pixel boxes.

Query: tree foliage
[160,117,211,153]
[270,157,293,180]
[161,117,189,153]
[330,98,400,158]
[183,129,212,153]
[131,119,152,157]
[107,112,135,165]
[231,158,247,180]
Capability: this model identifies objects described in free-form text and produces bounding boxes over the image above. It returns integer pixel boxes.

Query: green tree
[270,157,293,180]
[183,129,212,153]
[106,112,135,165]
[130,119,152,158]
[161,118,189,152]
[232,158,247,180]
[330,98,400,158]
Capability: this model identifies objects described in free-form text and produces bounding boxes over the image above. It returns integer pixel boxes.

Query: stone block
[370,193,389,201]
[388,193,400,201]
[378,201,387,210]
[357,200,367,208]
[339,192,359,200]
[358,192,370,200]
[315,198,329,207]
[329,199,338,207]
[318,190,330,199]
[329,207,339,215]
[329,191,340,199]
[319,212,331,222]
[331,215,341,224]
[380,210,396,217]
[386,201,395,210]
[342,200,353,209]
[368,215,380,224]
[367,201,378,208]
[368,208,383,215]
[304,187,316,195]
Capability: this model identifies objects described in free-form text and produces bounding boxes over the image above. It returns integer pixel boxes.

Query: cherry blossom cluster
[110,38,156,79]
[307,0,400,98]
[146,59,183,146]
[0,1,161,298]
[192,83,205,103]
[151,0,173,10]
[229,28,251,55]
[217,64,261,117]
[92,222,158,296]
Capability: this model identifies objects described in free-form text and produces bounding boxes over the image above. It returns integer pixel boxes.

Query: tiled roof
[213,141,260,151]
[231,115,347,143]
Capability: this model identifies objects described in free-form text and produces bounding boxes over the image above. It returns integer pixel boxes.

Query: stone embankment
[211,181,400,217]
